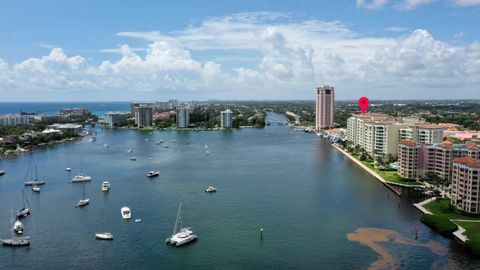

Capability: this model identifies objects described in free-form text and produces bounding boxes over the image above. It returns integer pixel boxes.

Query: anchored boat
[165,201,198,247]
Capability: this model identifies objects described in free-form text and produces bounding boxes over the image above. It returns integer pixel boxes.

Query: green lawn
[424,199,480,221]
[455,221,480,256]
[362,161,421,186]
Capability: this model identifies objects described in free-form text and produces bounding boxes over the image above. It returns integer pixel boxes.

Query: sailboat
[165,201,198,246]
[24,165,45,186]
[95,210,113,240]
[76,183,90,207]
[72,158,92,183]
[16,188,31,218]
[1,208,30,247]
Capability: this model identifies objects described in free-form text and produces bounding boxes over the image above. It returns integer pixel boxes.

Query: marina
[0,113,478,269]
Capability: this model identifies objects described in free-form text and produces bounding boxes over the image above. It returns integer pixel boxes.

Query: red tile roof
[453,156,476,164]
[466,142,479,150]
[400,140,417,147]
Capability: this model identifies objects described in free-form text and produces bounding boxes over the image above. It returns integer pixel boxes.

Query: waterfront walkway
[332,144,402,196]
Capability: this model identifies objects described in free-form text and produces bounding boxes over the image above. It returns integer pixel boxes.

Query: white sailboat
[76,184,90,207]
[72,158,92,183]
[165,201,198,246]
[95,210,113,240]
[1,209,30,247]
[24,165,45,186]
[16,188,31,218]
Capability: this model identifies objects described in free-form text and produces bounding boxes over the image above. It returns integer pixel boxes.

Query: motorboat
[145,138,149,142]
[76,198,90,207]
[71,174,92,182]
[13,219,23,234]
[135,219,142,223]
[205,150,210,155]
[121,207,131,219]
[204,144,208,149]
[127,149,133,153]
[164,145,169,148]
[165,201,198,247]
[0,170,5,175]
[130,157,137,161]
[16,207,30,218]
[147,171,159,177]
[32,185,41,192]
[95,232,113,240]
[103,144,109,149]
[65,167,72,172]
[155,141,162,145]
[101,181,110,192]
[205,186,217,193]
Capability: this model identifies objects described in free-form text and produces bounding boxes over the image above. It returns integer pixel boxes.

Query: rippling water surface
[0,112,479,269]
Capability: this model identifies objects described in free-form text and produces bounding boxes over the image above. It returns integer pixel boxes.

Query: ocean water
[0,112,478,269]
[0,102,131,116]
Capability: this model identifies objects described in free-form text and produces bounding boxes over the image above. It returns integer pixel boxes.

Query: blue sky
[0,0,479,101]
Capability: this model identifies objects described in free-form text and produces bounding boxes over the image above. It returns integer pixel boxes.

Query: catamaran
[16,188,31,218]
[2,209,30,247]
[24,165,45,186]
[165,201,198,247]
[72,158,92,183]
[76,184,90,207]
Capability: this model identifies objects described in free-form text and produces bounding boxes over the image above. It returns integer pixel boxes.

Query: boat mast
[172,201,182,236]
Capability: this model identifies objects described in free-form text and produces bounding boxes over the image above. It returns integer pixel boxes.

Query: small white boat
[101,181,110,192]
[76,199,90,207]
[204,144,208,149]
[130,157,137,161]
[16,207,30,218]
[13,220,23,234]
[32,185,40,192]
[156,141,162,145]
[147,171,160,177]
[127,149,133,153]
[95,232,113,240]
[65,167,71,172]
[205,150,210,155]
[171,139,176,143]
[121,207,131,219]
[205,186,216,193]
[71,175,92,182]
[103,143,109,149]
[135,219,142,223]
[145,138,149,142]
[0,170,5,176]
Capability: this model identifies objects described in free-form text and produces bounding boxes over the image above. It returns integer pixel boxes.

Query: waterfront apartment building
[176,107,190,128]
[0,114,30,126]
[134,105,153,127]
[398,141,480,180]
[315,85,335,130]
[58,108,91,117]
[102,112,129,127]
[221,109,233,128]
[451,156,480,214]
[169,100,178,109]
[130,102,155,114]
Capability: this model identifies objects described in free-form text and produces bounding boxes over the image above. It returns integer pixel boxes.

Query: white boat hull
[95,233,113,240]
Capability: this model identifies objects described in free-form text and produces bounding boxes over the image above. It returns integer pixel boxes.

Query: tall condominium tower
[221,109,233,128]
[315,85,335,130]
[176,107,190,128]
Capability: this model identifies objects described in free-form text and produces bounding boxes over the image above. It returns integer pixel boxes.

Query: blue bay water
[0,102,130,116]
[0,112,478,269]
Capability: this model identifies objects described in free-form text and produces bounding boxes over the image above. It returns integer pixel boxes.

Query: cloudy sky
[0,0,479,101]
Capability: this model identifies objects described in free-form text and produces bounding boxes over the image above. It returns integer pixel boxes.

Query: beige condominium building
[451,156,480,214]
[398,141,480,180]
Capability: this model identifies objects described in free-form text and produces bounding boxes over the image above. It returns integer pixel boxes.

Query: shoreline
[1,136,82,159]
[332,143,414,196]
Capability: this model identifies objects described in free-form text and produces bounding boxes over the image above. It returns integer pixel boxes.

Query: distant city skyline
[0,0,479,101]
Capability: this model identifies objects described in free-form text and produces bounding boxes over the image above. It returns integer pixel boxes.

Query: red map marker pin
[358,97,369,114]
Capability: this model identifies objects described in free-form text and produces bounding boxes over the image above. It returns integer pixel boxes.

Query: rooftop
[453,156,476,164]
